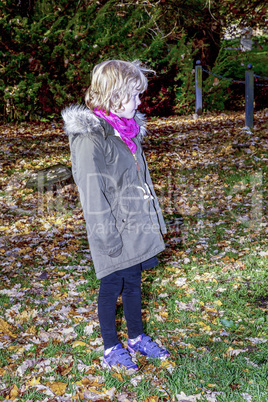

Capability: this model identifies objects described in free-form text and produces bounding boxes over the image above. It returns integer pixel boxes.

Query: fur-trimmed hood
[61,104,147,142]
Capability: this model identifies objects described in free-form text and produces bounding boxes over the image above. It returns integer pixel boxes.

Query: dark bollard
[195,60,202,115]
[245,64,254,129]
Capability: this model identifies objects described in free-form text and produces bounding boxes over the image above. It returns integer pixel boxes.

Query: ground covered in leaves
[0,110,267,401]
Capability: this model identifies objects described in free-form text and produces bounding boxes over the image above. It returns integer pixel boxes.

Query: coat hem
[95,244,165,279]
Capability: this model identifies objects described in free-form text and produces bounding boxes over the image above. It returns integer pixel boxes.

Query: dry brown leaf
[72,340,88,348]
[112,371,124,381]
[26,377,41,388]
[45,381,67,396]
[0,318,17,338]
[6,384,19,400]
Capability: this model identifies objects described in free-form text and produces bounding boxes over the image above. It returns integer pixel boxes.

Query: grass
[0,110,267,400]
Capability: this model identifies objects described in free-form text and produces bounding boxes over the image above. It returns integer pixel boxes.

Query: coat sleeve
[72,135,123,256]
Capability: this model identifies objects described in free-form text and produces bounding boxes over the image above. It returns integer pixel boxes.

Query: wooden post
[195,60,202,115]
[245,64,254,129]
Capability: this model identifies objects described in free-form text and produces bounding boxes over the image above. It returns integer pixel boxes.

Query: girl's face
[112,91,141,119]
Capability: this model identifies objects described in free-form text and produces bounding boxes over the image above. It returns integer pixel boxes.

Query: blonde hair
[85,60,153,113]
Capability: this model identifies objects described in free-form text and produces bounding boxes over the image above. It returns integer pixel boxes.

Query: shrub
[203,36,268,112]
[0,1,267,121]
[0,0,196,120]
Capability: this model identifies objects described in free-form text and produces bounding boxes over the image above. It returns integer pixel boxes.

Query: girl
[62,60,169,371]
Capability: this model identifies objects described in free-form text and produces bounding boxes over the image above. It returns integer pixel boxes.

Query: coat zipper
[112,136,164,242]
[107,134,164,242]
[110,135,149,198]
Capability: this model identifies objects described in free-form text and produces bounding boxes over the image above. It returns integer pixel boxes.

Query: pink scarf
[94,108,139,154]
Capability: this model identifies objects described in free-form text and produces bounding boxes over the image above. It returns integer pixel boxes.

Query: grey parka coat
[62,105,166,279]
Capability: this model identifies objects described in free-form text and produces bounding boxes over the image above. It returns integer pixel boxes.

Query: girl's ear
[111,106,125,115]
[111,98,125,114]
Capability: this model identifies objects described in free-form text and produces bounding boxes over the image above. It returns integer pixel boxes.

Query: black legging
[98,264,143,350]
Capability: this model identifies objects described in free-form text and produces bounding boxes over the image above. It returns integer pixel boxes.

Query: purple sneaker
[102,343,138,371]
[127,334,169,359]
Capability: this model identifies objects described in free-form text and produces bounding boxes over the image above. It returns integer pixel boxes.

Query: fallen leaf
[45,381,67,396]
[26,377,41,388]
[226,347,246,357]
[6,384,19,400]
[82,387,107,400]
[0,318,17,338]
[112,371,124,381]
[72,340,88,348]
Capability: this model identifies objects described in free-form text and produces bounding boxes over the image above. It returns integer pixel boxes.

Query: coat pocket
[114,205,128,233]
[110,170,130,234]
